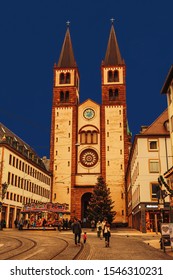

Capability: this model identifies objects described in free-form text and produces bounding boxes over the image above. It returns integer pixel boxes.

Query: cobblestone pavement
[1,227,173,260]
[63,228,173,260]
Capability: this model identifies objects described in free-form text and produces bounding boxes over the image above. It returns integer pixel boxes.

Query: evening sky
[0,0,172,157]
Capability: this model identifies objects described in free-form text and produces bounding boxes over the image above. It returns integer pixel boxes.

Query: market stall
[20,202,70,228]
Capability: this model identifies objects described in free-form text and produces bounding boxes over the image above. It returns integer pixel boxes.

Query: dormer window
[164,120,170,132]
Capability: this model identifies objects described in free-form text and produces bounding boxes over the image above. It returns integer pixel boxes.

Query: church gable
[79,98,100,108]
[78,99,100,131]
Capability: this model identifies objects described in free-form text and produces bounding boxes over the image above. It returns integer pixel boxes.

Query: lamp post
[158,175,173,223]
[0,182,8,230]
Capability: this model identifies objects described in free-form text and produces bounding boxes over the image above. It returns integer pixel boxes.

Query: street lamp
[158,175,173,223]
[0,182,8,230]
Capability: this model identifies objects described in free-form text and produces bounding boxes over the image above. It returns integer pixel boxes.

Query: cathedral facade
[50,23,131,225]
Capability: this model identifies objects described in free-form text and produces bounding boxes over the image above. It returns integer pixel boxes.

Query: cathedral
[50,22,131,225]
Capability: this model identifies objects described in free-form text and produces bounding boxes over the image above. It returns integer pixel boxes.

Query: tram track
[50,236,84,260]
[0,236,37,260]
[0,237,23,256]
[0,231,85,260]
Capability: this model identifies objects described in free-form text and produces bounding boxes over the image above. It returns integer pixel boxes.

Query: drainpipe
[165,137,169,170]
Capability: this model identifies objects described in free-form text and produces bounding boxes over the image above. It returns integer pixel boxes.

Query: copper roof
[103,24,124,66]
[57,27,77,68]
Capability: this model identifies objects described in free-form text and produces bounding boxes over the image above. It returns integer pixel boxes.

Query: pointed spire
[57,22,77,68]
[103,20,124,66]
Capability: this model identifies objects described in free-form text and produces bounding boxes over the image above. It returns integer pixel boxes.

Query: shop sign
[22,202,69,213]
[146,204,158,208]
[161,223,169,236]
[161,223,173,248]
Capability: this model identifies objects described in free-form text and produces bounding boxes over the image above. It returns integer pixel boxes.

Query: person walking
[91,219,95,231]
[42,218,47,230]
[101,218,107,238]
[57,219,62,231]
[72,218,82,246]
[18,218,23,230]
[104,222,111,247]
[96,220,102,239]
[83,232,87,244]
[14,219,18,228]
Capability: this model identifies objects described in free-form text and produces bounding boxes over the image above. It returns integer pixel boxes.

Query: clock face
[80,149,98,167]
[83,108,95,120]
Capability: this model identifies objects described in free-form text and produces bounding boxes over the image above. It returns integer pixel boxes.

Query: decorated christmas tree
[87,176,116,224]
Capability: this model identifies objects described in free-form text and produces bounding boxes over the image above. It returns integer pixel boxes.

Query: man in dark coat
[72,218,82,245]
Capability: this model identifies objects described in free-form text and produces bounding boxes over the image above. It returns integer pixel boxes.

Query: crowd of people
[14,216,73,231]
[72,217,111,247]
[13,215,111,247]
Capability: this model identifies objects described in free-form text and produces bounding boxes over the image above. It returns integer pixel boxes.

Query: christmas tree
[87,176,116,224]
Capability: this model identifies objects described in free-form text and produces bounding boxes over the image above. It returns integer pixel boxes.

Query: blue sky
[0,0,172,157]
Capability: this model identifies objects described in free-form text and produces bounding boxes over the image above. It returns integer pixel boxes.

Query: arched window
[108,70,113,82]
[65,91,69,102]
[79,127,99,144]
[60,91,64,102]
[109,88,119,101]
[80,132,86,144]
[86,131,92,144]
[109,89,113,100]
[66,72,71,83]
[114,70,119,82]
[92,131,97,144]
[115,89,119,98]
[60,73,65,84]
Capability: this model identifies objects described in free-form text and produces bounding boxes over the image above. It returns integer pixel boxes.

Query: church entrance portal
[81,192,92,227]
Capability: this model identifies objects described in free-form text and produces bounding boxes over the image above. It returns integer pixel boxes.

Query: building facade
[0,123,51,228]
[161,66,173,158]
[126,110,171,233]
[161,65,173,220]
[50,23,131,225]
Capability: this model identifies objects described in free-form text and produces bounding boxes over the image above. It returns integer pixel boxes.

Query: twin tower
[50,22,131,225]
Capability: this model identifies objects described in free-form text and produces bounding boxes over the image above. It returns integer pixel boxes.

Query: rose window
[80,149,98,167]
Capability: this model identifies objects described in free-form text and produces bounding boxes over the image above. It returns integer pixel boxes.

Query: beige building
[161,65,173,157]
[126,110,171,233]
[50,23,131,225]
[0,122,51,228]
[161,65,173,221]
